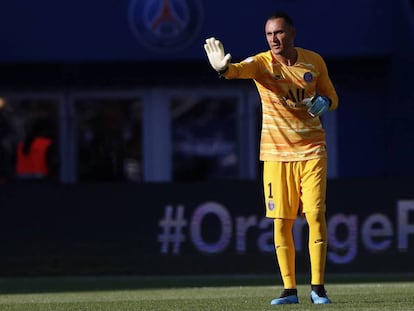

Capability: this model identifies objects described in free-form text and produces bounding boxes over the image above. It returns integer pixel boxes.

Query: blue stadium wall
[0,0,392,62]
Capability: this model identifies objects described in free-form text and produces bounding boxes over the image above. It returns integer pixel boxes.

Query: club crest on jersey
[128,0,204,53]
[268,199,275,211]
[303,72,313,82]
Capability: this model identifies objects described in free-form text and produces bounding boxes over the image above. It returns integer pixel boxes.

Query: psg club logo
[128,0,204,53]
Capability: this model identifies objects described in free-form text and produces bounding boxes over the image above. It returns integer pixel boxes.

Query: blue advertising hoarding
[0,179,413,276]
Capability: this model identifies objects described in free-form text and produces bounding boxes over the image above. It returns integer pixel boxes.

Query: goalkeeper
[204,11,338,305]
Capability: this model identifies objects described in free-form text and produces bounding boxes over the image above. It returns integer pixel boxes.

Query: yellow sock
[305,212,328,285]
[274,219,296,289]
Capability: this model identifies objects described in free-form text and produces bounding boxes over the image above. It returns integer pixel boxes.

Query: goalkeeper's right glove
[203,37,231,73]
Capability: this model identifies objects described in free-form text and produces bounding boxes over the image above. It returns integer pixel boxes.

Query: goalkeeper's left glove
[303,95,331,117]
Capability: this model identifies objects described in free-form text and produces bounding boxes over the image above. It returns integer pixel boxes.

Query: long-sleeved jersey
[223,48,338,161]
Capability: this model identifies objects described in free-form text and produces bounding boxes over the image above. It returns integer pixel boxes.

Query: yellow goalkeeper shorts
[263,158,327,219]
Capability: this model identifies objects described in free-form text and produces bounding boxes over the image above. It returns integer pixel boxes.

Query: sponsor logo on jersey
[128,0,204,53]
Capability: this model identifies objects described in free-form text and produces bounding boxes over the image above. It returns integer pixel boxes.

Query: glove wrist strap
[218,66,228,76]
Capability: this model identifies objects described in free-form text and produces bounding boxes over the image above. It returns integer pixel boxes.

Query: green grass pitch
[0,274,412,311]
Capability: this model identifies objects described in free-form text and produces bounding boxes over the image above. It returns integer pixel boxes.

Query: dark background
[0,0,412,177]
[0,0,413,276]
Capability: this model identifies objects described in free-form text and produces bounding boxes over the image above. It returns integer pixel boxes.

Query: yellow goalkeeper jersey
[223,48,338,161]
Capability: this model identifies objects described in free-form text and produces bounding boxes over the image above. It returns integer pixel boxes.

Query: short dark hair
[267,11,295,27]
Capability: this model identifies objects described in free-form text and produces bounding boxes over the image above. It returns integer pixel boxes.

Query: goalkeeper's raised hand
[303,95,331,117]
[204,37,231,73]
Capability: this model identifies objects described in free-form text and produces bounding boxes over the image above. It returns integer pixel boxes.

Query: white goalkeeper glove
[303,95,331,117]
[204,37,231,73]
